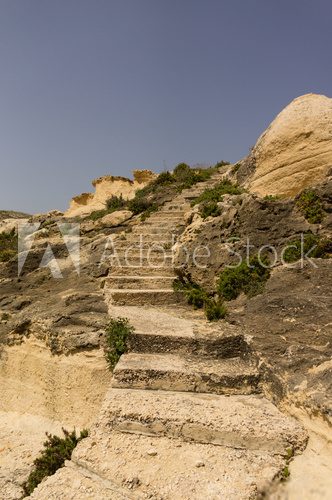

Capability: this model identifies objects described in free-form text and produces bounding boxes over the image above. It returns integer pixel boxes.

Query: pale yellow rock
[65,170,157,217]
[99,210,133,227]
[249,93,332,197]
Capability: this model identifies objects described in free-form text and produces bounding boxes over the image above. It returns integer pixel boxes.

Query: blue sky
[0,0,331,213]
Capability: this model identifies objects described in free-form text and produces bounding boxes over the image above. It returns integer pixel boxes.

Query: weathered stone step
[102,389,307,455]
[132,225,183,235]
[118,234,175,245]
[107,275,175,290]
[107,255,174,268]
[112,353,261,395]
[148,211,185,218]
[107,289,181,306]
[28,460,130,499]
[108,265,174,277]
[128,326,249,358]
[112,242,174,252]
[71,428,291,500]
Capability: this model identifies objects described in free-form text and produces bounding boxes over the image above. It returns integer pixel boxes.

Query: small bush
[173,275,227,320]
[204,298,227,321]
[0,229,18,262]
[154,171,175,186]
[264,194,281,201]
[215,160,230,169]
[127,196,156,216]
[22,428,88,496]
[283,233,332,263]
[296,190,325,224]
[87,209,108,221]
[217,255,270,301]
[199,201,222,219]
[173,277,207,308]
[192,179,244,207]
[105,317,134,370]
[106,194,126,212]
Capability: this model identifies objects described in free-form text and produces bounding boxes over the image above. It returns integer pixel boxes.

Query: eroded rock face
[248,93,332,197]
[65,170,157,217]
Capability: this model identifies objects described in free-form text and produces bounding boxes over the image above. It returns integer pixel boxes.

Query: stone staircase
[105,170,226,306]
[29,172,308,499]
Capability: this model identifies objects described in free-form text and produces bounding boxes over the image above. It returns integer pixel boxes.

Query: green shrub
[127,196,156,216]
[192,179,244,207]
[87,209,108,221]
[296,190,325,224]
[105,317,134,370]
[217,255,270,301]
[106,194,126,212]
[283,233,332,263]
[199,201,222,219]
[154,171,175,185]
[173,163,191,180]
[173,277,208,308]
[204,298,227,321]
[22,428,88,496]
[264,194,281,201]
[0,229,18,262]
[215,160,230,168]
[173,275,227,320]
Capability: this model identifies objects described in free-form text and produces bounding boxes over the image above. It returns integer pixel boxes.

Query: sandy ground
[0,411,65,499]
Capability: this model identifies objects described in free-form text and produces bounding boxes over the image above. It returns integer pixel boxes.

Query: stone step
[107,275,175,290]
[28,460,130,499]
[108,246,174,266]
[132,225,184,235]
[107,289,181,306]
[148,211,185,218]
[108,265,174,277]
[71,428,291,500]
[128,326,249,358]
[112,353,261,395]
[112,240,174,250]
[102,388,307,455]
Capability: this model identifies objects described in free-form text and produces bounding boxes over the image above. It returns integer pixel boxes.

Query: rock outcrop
[65,170,157,217]
[248,93,332,197]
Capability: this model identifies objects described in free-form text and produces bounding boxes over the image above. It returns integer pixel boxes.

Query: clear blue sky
[1,0,331,213]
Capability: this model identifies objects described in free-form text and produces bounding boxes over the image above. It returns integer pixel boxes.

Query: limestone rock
[99,210,133,227]
[65,170,157,217]
[249,93,332,197]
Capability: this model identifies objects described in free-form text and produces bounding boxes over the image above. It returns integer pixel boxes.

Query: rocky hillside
[0,94,331,499]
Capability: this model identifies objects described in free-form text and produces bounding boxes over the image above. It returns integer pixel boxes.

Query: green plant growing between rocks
[191,179,244,207]
[217,255,271,301]
[296,190,325,224]
[264,194,281,201]
[106,194,126,212]
[199,201,222,219]
[105,317,134,370]
[283,233,332,263]
[204,297,227,321]
[173,274,227,320]
[22,428,88,496]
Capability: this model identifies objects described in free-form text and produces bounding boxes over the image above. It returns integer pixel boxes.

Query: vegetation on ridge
[88,161,230,221]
